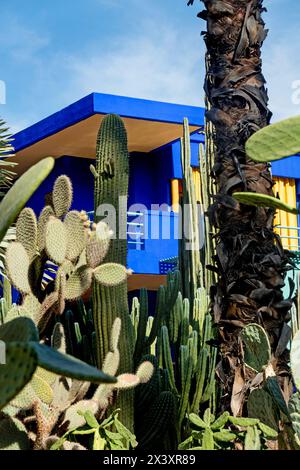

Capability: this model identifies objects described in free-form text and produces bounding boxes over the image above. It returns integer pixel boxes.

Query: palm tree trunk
[190,0,292,413]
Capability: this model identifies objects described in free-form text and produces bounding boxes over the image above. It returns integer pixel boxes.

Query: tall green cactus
[91,114,135,430]
[132,119,218,446]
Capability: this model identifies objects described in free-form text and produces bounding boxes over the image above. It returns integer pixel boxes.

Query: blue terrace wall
[23,148,180,276]
[27,156,94,215]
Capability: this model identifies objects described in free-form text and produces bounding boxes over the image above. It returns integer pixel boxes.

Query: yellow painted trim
[192,168,201,202]
[273,176,298,250]
[171,179,180,212]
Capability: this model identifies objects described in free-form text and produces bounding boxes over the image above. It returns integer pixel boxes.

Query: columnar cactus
[91,114,135,430]
[132,121,217,446]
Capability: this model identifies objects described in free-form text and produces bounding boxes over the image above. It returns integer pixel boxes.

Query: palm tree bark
[189,0,292,413]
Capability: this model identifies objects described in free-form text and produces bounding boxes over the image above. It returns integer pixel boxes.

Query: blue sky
[1,0,300,132]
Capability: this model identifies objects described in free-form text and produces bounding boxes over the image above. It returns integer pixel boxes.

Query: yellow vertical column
[192,168,201,202]
[273,176,298,251]
[286,178,298,250]
[171,179,180,213]
[278,178,288,249]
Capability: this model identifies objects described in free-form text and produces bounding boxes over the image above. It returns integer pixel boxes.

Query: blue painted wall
[128,211,179,274]
[171,131,205,179]
[25,146,181,275]
[128,148,173,210]
[27,155,94,215]
[272,155,300,179]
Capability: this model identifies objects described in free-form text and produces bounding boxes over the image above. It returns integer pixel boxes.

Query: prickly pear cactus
[0,317,116,413]
[0,417,30,450]
[4,174,131,334]
[233,192,298,215]
[241,323,271,372]
[289,392,300,446]
[247,388,279,431]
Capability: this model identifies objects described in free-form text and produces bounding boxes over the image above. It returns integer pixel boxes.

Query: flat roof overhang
[12,92,205,175]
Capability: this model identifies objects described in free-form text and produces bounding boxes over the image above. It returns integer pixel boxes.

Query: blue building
[12,92,300,291]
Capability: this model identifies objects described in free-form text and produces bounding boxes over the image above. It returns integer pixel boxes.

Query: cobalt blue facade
[12,92,300,278]
[13,93,206,277]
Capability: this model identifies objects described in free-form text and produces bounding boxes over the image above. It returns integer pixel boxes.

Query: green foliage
[0,157,54,244]
[246,115,300,163]
[93,318,154,412]
[1,318,149,450]
[289,392,300,446]
[247,388,280,431]
[179,409,278,450]
[132,120,217,448]
[241,323,271,372]
[233,116,300,213]
[137,391,177,452]
[233,192,298,214]
[0,417,29,450]
[51,409,137,451]
[0,317,116,411]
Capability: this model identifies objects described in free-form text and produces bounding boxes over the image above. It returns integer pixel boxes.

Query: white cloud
[0,18,49,63]
[62,21,204,107]
[4,0,300,132]
[263,40,300,122]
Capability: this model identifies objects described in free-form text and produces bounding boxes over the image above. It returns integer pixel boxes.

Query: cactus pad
[0,343,38,410]
[0,417,29,450]
[30,342,117,384]
[64,211,86,261]
[62,399,98,431]
[65,267,93,300]
[16,208,38,260]
[6,241,31,294]
[87,238,110,269]
[45,218,67,264]
[241,323,271,372]
[51,322,66,353]
[37,206,54,251]
[52,175,73,218]
[0,157,54,244]
[247,388,279,431]
[0,317,39,342]
[289,392,300,443]
[233,192,298,215]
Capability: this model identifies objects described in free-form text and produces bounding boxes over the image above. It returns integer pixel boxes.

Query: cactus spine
[92,114,135,430]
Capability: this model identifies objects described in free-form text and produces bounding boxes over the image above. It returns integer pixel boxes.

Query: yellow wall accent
[192,168,201,202]
[171,169,201,212]
[273,177,298,250]
[171,179,180,212]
